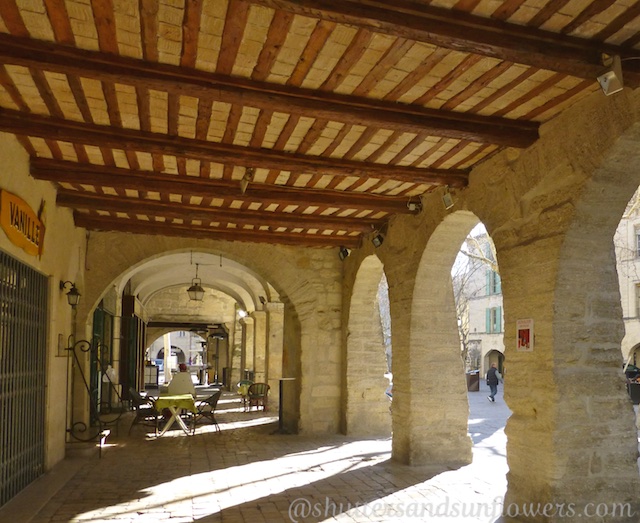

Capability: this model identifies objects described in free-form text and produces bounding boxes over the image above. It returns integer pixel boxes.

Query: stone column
[266,302,284,407]
[389,211,476,467]
[241,316,255,380]
[252,310,267,382]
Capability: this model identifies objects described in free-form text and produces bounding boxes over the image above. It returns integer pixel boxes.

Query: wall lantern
[187,264,205,301]
[60,280,81,307]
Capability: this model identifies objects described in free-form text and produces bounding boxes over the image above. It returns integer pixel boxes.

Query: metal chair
[236,379,253,411]
[247,382,270,411]
[194,390,222,432]
[128,388,159,434]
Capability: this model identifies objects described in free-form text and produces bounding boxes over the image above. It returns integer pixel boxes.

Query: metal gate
[0,251,47,507]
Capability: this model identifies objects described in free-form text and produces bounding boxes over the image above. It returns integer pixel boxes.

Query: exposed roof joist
[0,33,538,148]
[74,214,362,248]
[0,108,469,186]
[57,190,384,232]
[254,0,640,87]
[31,158,422,216]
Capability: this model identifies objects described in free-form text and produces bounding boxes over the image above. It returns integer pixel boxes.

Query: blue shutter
[485,309,491,333]
[496,306,502,332]
[495,273,502,294]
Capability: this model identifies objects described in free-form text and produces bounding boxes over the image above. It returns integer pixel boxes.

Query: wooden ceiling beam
[31,158,422,215]
[73,213,362,248]
[1,108,468,186]
[0,34,538,148]
[56,190,384,232]
[253,0,640,87]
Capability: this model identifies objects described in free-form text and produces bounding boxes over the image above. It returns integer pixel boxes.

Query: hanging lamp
[187,263,205,301]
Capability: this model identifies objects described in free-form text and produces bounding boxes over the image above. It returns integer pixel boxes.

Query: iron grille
[0,250,47,507]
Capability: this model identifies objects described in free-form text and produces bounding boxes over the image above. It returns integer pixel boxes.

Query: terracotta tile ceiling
[1,0,639,248]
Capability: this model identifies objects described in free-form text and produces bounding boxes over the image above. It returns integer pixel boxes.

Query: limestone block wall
[342,86,640,517]
[342,255,391,437]
[466,91,640,517]
[78,236,343,434]
[0,132,86,470]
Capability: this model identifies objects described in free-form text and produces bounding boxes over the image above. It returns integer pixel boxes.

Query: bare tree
[452,229,499,370]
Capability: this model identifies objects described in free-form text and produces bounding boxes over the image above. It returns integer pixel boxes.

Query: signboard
[0,190,45,256]
[516,318,534,352]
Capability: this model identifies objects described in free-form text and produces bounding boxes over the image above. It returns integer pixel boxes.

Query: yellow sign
[0,190,45,256]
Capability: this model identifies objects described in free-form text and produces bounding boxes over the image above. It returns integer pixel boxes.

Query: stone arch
[344,254,390,436]
[392,210,479,465]
[77,234,342,433]
[511,123,640,511]
[628,344,640,366]
[483,349,504,375]
[461,92,640,513]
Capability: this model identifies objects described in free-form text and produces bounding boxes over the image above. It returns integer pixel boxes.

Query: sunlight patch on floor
[70,439,391,521]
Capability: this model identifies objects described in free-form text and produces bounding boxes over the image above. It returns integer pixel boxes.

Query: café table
[154,394,197,436]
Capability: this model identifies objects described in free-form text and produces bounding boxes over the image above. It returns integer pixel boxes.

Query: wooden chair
[194,390,222,432]
[128,388,159,434]
[247,382,270,411]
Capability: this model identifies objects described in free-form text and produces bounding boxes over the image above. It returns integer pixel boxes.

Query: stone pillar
[252,310,267,382]
[390,212,475,467]
[266,302,284,408]
[111,314,122,404]
[230,318,242,388]
[345,256,390,437]
[241,316,255,380]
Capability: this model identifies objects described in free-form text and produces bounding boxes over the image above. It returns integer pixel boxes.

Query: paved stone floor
[3,384,512,523]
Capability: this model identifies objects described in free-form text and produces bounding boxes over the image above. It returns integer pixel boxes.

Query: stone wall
[341,87,640,518]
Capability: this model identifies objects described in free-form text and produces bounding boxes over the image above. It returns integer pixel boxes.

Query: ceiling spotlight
[407,200,422,213]
[442,186,455,210]
[187,263,205,301]
[338,246,350,260]
[240,167,255,194]
[371,233,384,248]
[597,54,623,96]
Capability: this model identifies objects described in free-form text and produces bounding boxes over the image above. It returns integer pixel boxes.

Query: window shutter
[486,308,491,333]
[496,306,502,332]
[495,273,502,294]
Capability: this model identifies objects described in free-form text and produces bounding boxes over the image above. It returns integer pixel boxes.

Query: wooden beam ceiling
[0,34,539,148]
[254,0,640,87]
[31,159,421,216]
[0,108,469,186]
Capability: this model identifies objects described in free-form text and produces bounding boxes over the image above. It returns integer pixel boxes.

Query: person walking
[486,363,502,402]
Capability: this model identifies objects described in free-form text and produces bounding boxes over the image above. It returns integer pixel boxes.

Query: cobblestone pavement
[3,384,512,523]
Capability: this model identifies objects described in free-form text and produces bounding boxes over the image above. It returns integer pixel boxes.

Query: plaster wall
[0,131,86,470]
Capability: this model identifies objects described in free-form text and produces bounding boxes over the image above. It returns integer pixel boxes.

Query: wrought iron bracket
[65,337,124,456]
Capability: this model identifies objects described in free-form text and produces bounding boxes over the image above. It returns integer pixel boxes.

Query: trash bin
[466,371,480,392]
[628,382,640,405]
